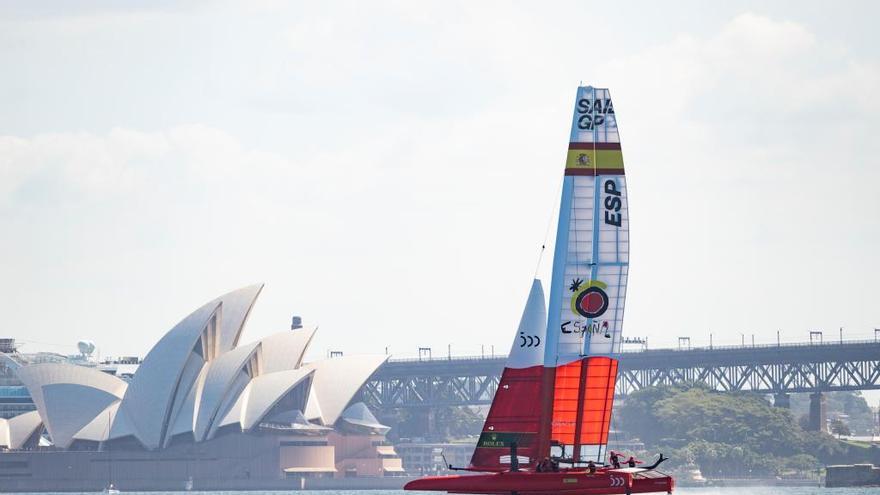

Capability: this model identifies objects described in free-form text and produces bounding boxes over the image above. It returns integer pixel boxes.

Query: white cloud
[0,6,878,359]
[0,126,286,202]
[593,13,880,344]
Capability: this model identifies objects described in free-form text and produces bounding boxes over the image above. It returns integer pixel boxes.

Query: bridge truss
[360,340,880,411]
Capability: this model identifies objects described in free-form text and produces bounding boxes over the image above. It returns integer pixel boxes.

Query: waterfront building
[0,385,32,420]
[395,442,476,473]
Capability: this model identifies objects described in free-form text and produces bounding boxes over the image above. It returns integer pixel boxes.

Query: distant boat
[405,86,675,494]
[103,483,120,495]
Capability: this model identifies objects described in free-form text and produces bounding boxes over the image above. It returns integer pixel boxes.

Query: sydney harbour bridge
[359,338,880,432]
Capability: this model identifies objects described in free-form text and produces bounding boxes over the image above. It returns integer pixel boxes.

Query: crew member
[608,450,621,469]
[626,456,642,468]
[536,457,552,472]
[587,460,596,474]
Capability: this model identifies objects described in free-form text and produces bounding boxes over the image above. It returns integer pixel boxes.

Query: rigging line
[533,170,565,279]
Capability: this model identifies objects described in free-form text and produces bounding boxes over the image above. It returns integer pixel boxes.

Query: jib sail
[470,279,548,470]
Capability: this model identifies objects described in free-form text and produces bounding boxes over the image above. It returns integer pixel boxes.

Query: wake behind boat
[405,86,674,495]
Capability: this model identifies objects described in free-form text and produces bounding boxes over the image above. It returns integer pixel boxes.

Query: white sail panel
[559,176,629,358]
[545,86,628,365]
[569,87,619,144]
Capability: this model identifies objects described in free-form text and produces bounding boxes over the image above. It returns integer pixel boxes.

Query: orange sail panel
[579,357,617,445]
[550,360,581,445]
[550,357,618,459]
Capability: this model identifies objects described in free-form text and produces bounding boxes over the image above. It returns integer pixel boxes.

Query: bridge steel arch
[359,340,880,412]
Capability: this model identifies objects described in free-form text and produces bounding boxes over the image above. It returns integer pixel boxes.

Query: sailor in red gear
[626,456,642,468]
[608,450,621,469]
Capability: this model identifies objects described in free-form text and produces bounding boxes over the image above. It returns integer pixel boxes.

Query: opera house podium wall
[0,285,405,491]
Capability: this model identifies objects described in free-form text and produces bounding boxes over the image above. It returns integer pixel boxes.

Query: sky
[1,1,878,365]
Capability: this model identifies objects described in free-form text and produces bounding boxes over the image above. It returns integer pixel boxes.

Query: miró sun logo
[569,278,609,319]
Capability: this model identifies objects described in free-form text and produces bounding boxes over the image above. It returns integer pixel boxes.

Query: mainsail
[543,86,628,463]
[469,86,628,470]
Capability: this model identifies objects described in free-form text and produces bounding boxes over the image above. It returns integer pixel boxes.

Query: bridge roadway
[359,339,880,411]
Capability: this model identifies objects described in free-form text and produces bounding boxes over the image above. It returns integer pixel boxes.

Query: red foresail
[470,365,546,469]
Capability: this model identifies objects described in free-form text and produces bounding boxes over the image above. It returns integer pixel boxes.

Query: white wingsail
[542,86,629,463]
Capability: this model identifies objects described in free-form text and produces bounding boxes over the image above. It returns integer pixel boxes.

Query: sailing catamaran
[405,86,674,495]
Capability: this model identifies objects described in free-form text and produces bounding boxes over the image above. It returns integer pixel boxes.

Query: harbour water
[5,489,878,495]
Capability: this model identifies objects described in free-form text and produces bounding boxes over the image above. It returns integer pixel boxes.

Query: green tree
[780,454,819,475]
[381,405,484,442]
[617,384,685,445]
[829,418,851,438]
[790,391,875,435]
[434,405,484,440]
[616,385,873,477]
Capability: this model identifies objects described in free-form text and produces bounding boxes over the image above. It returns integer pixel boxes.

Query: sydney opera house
[0,285,403,491]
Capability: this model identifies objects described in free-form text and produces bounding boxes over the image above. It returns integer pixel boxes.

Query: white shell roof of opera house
[6,285,388,450]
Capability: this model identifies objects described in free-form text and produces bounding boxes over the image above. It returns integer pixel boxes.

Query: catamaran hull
[405,471,674,495]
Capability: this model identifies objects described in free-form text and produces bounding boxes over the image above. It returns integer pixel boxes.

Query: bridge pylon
[773,392,791,409]
[807,392,827,432]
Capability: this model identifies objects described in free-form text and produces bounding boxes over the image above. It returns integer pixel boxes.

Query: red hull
[405,469,674,495]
